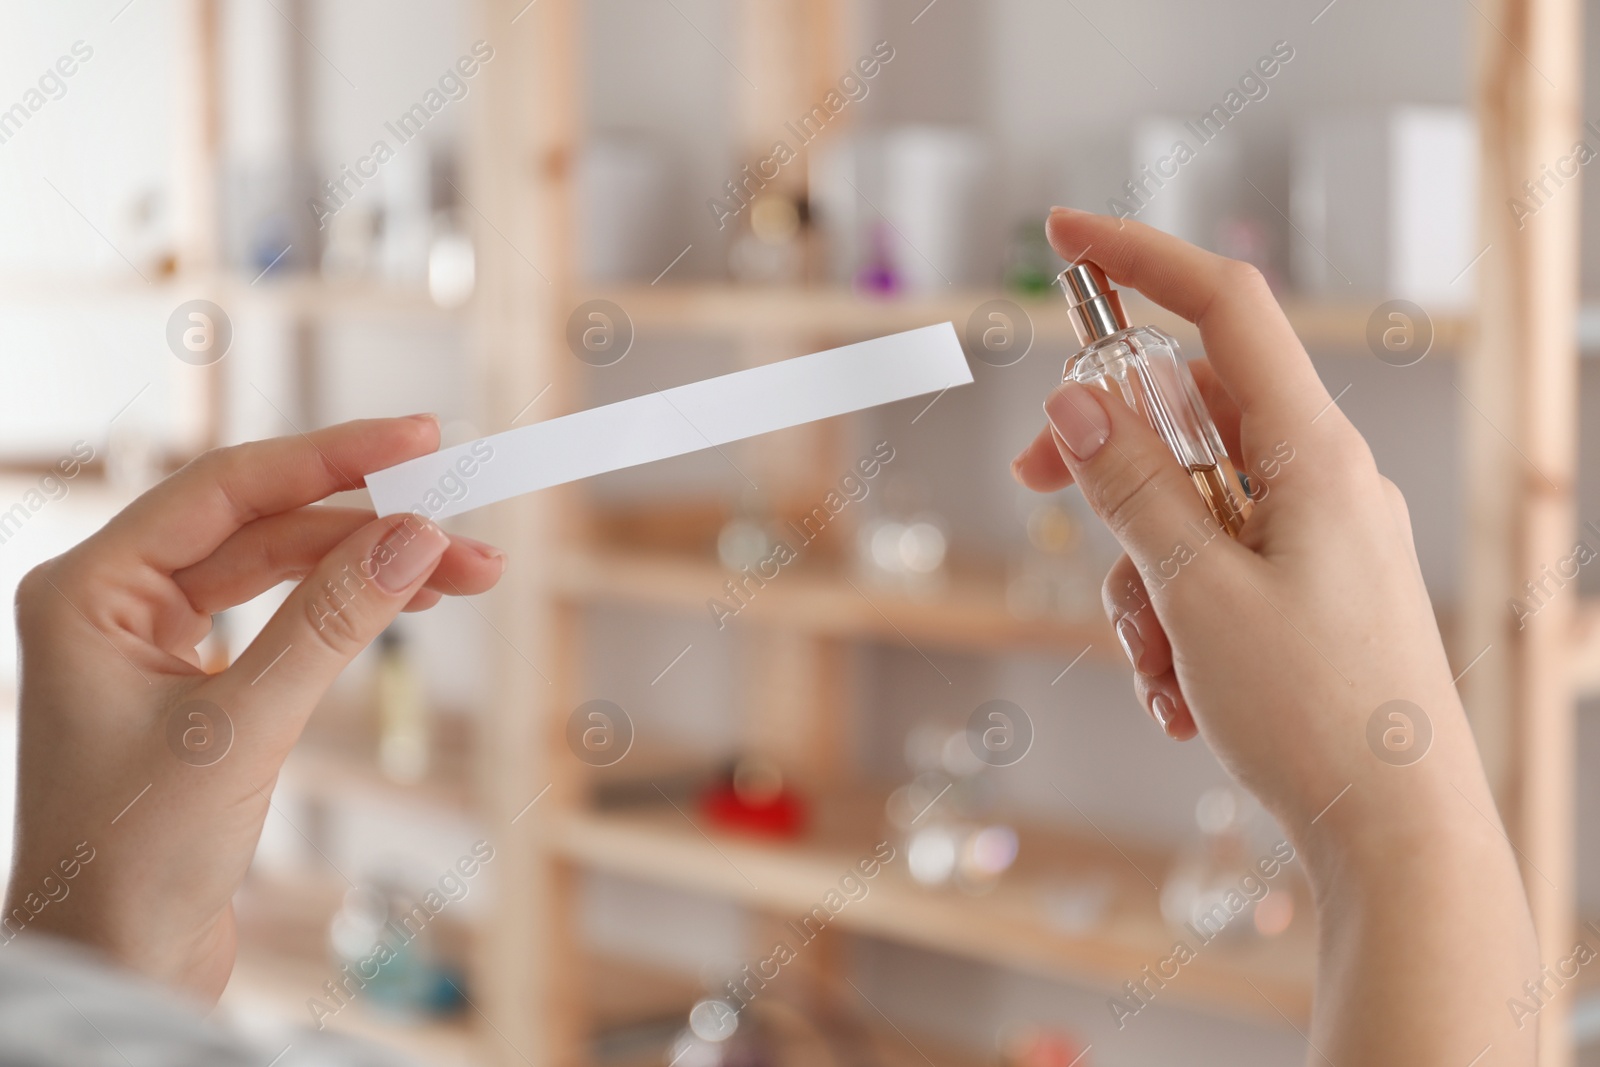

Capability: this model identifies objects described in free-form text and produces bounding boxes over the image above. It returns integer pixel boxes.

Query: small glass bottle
[375,628,429,784]
[1057,264,1253,537]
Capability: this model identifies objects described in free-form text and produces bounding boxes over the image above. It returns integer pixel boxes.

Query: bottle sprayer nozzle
[1057,263,1130,345]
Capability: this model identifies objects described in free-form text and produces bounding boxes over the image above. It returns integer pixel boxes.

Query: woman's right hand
[1014,208,1473,843]
[1012,209,1537,1066]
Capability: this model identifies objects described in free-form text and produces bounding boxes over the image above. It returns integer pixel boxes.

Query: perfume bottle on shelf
[1005,493,1101,621]
[698,755,807,839]
[716,491,780,572]
[327,881,464,1019]
[728,193,808,285]
[1160,786,1295,941]
[1003,220,1059,296]
[855,502,948,593]
[427,208,476,308]
[375,628,429,784]
[885,724,1018,894]
[999,1023,1093,1067]
[853,221,903,297]
[1057,264,1253,537]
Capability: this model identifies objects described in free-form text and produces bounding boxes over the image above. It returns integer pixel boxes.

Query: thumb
[217,514,448,736]
[1044,381,1230,585]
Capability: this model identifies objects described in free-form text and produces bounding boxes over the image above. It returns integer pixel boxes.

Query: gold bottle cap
[1057,263,1129,345]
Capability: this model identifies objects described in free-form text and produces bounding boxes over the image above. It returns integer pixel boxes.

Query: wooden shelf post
[475,1,589,1065]
[1459,1,1583,1065]
[173,0,225,453]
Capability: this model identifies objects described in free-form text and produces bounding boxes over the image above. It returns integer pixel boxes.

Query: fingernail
[406,412,440,427]
[1115,616,1145,673]
[1009,449,1029,483]
[1149,691,1176,733]
[373,519,449,593]
[1044,383,1110,461]
[453,534,507,568]
[1048,205,1082,215]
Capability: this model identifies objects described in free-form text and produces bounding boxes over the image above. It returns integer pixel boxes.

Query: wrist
[1266,684,1490,885]
[1291,752,1513,907]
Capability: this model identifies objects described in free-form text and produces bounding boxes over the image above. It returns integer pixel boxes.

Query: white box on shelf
[577,136,673,283]
[1128,117,1242,252]
[1291,107,1478,307]
[883,126,989,292]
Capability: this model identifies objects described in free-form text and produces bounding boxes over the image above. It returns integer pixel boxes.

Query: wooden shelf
[548,548,1600,698]
[547,793,1315,1026]
[0,272,461,319]
[587,952,991,1067]
[0,272,1494,356]
[230,870,986,1067]
[549,546,1114,659]
[248,276,465,319]
[587,953,703,1033]
[592,283,1475,355]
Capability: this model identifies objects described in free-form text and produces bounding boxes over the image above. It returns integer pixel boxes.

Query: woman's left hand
[5,416,504,1001]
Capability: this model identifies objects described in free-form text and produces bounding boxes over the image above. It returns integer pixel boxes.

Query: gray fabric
[0,936,417,1067]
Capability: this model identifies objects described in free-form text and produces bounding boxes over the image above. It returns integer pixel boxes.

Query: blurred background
[1,1,1598,1065]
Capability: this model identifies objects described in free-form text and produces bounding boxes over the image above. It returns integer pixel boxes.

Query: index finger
[97,415,441,573]
[1046,208,1332,427]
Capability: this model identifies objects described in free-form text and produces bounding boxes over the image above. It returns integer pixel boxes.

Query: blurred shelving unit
[592,283,1478,355]
[0,3,492,1063]
[0,273,460,321]
[467,3,1592,1067]
[549,794,1317,1025]
[550,543,1114,656]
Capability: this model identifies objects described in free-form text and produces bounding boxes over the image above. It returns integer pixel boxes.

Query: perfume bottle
[1057,264,1253,536]
[375,628,429,783]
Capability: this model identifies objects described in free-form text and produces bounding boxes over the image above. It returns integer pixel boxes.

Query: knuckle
[1319,429,1382,501]
[1315,414,1373,463]
[184,445,257,522]
[304,598,364,656]
[187,445,234,477]
[257,527,302,581]
[301,573,372,657]
[1100,571,1121,619]
[13,559,60,624]
[1379,476,1414,531]
[1221,258,1269,296]
[1093,460,1184,542]
[1101,558,1147,620]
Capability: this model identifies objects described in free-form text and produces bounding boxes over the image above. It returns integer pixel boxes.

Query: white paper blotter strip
[366,322,972,520]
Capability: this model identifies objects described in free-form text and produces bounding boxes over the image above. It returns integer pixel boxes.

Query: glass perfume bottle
[1057,264,1253,536]
[375,627,429,783]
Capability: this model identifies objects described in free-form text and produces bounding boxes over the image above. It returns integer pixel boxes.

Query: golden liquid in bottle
[1188,457,1252,538]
